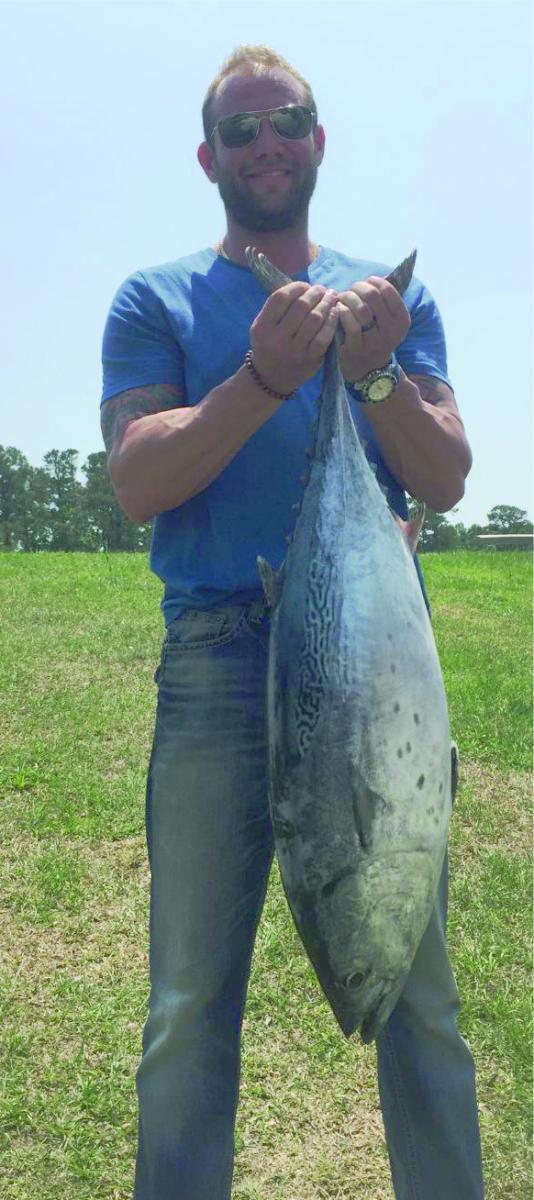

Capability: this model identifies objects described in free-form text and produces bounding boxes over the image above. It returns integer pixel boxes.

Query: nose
[251,114,284,154]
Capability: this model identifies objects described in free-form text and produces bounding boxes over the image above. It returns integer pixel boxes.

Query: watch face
[368,375,396,402]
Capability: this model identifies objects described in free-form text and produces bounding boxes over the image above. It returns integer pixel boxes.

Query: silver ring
[361,317,378,333]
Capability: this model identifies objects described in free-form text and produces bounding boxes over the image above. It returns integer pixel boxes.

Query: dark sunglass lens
[219,114,259,147]
[272,106,312,139]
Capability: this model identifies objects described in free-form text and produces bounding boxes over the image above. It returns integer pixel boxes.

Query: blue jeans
[133,602,485,1200]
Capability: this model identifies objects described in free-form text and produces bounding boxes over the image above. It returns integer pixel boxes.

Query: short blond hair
[202,45,317,141]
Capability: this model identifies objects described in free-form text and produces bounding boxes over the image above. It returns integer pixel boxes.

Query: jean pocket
[163,606,246,654]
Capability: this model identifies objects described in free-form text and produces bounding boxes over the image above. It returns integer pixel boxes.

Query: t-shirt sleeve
[396,278,453,390]
[101,271,186,405]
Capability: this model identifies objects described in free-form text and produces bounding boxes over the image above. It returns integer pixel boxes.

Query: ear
[314,123,325,167]
[197,141,218,183]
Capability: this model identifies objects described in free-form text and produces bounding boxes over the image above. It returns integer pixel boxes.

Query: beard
[215,161,319,232]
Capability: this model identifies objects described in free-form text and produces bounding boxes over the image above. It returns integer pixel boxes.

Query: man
[100,45,484,1200]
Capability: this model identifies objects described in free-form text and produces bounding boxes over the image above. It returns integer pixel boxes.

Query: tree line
[408,501,533,552]
[0,445,532,553]
[0,446,150,552]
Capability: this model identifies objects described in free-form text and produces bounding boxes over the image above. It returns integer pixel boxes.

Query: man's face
[201,70,325,232]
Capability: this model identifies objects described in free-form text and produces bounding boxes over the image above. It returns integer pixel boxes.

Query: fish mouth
[329,978,402,1042]
[306,946,405,1042]
[283,884,409,1042]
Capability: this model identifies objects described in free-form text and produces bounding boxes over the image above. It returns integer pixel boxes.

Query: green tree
[486,505,533,534]
[0,446,32,549]
[81,452,151,551]
[462,523,487,549]
[42,449,86,550]
[18,465,54,550]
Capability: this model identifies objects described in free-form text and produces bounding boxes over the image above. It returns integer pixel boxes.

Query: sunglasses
[209,104,317,149]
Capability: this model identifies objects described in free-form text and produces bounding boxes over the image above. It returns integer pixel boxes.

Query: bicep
[100,383,185,457]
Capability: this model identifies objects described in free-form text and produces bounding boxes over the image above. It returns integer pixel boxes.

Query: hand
[250,282,339,396]
[334,275,411,383]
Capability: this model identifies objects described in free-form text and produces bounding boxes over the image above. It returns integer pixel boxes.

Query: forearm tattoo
[100,383,184,455]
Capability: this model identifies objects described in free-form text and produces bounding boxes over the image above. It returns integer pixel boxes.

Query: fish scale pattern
[296,554,337,755]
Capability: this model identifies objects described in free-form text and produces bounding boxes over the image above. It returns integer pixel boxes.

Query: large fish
[247,246,454,1043]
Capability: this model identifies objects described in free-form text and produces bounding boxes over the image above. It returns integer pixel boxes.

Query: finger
[348,280,392,329]
[277,285,335,339]
[308,303,339,355]
[253,281,314,333]
[367,275,409,320]
[292,290,339,349]
[336,289,376,333]
[335,301,365,346]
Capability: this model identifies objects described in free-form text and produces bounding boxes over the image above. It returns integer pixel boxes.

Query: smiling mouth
[246,169,292,180]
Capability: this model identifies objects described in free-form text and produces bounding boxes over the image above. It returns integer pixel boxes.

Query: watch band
[346,355,401,404]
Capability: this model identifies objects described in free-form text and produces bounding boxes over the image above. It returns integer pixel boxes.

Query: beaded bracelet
[244,350,295,401]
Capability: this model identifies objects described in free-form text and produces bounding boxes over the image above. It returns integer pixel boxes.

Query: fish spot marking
[393,702,400,713]
[390,663,396,674]
[405,742,411,753]
[417,774,425,789]
[397,748,403,758]
[439,782,443,793]
[413,712,420,724]
[426,806,435,815]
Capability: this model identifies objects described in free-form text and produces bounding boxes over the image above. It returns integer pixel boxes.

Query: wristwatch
[346,355,401,404]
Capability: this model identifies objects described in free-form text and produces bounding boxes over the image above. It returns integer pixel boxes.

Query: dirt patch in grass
[0,764,531,1200]
[454,760,531,857]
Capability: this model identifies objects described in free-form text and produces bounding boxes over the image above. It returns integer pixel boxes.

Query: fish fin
[393,503,426,554]
[257,555,283,609]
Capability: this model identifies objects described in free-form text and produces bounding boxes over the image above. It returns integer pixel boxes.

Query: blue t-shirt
[101,246,452,625]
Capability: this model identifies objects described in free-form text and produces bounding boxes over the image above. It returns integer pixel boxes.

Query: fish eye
[345,971,365,989]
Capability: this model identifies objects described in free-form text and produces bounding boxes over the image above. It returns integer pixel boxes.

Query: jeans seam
[384,1024,423,1200]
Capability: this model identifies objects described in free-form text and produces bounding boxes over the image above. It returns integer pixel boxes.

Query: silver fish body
[248,247,452,1043]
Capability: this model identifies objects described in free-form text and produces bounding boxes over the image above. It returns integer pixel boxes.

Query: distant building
[476,534,533,550]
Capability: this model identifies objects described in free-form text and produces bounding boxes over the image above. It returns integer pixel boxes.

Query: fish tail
[385,249,417,295]
[245,247,292,292]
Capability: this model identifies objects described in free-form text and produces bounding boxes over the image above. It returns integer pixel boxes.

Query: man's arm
[101,374,282,524]
[358,372,472,512]
[101,281,340,524]
[333,271,471,511]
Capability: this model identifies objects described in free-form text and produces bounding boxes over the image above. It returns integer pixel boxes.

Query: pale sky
[1,0,532,527]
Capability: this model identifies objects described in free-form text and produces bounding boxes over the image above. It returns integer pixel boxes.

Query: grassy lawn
[0,550,531,1199]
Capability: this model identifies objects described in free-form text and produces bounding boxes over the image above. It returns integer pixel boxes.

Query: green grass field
[0,550,531,1199]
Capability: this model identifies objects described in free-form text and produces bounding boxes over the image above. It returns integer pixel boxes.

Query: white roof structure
[477,534,533,548]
